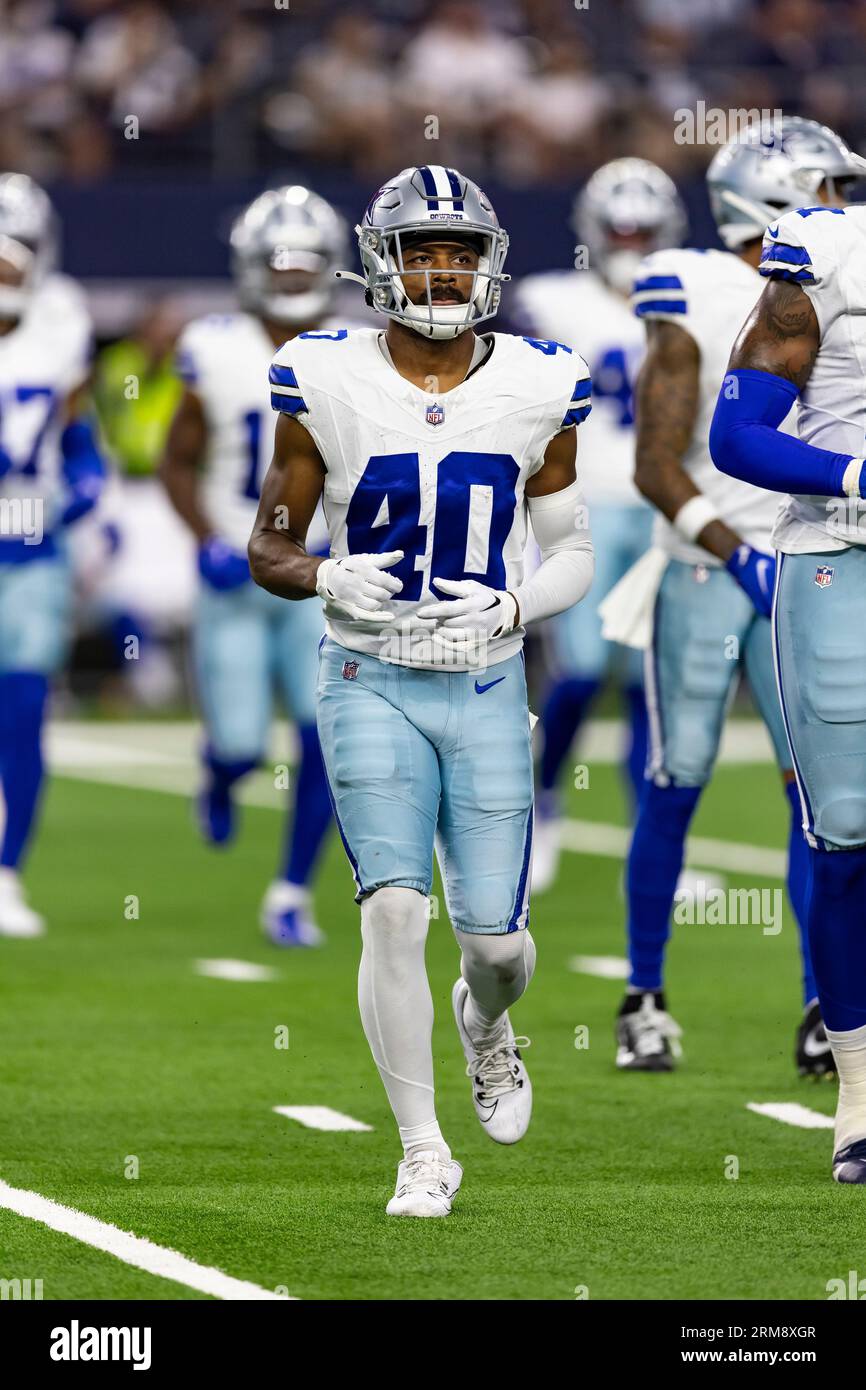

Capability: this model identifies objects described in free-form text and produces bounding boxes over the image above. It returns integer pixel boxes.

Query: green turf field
[0,728,860,1301]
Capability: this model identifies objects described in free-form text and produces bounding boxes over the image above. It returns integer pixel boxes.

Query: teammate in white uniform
[614,121,830,1076]
[249,165,595,1216]
[514,160,685,892]
[161,187,346,947]
[709,122,866,1181]
[0,174,102,937]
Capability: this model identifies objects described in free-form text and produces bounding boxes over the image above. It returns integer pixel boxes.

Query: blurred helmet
[356,165,509,340]
[573,158,687,294]
[230,185,347,326]
[0,172,57,319]
[707,116,866,249]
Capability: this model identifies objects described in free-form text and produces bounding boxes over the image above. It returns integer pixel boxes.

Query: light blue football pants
[194,578,324,762]
[0,546,72,675]
[647,558,791,786]
[316,638,534,934]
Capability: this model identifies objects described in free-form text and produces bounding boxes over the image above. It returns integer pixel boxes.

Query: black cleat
[796,1001,836,1080]
[833,1137,866,1184]
[615,991,682,1071]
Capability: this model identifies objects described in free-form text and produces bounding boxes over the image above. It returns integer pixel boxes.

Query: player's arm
[247,412,328,600]
[56,377,107,528]
[709,280,862,497]
[159,387,213,543]
[634,320,741,564]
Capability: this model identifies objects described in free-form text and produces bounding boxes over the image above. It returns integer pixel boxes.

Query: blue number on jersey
[0,386,57,477]
[522,336,573,356]
[592,347,634,429]
[346,451,519,601]
[241,409,262,500]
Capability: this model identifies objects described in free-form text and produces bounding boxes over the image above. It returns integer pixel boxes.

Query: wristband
[673,495,719,543]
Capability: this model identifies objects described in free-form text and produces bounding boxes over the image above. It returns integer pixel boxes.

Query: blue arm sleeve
[61,418,106,485]
[709,368,856,497]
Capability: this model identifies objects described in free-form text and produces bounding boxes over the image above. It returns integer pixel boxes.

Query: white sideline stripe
[0,1179,290,1300]
[195,958,277,983]
[559,819,785,880]
[568,954,629,979]
[746,1102,834,1130]
[274,1105,373,1133]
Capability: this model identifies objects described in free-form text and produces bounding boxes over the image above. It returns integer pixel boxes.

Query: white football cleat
[386,1150,463,1218]
[260,881,325,948]
[0,869,45,938]
[531,814,560,895]
[452,977,532,1144]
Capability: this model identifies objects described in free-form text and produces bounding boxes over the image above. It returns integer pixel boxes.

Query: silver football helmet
[573,159,687,294]
[230,185,347,326]
[0,172,57,319]
[352,165,509,340]
[707,117,866,249]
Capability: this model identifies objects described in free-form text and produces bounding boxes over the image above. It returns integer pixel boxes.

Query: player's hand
[198,537,250,591]
[725,543,776,618]
[418,578,518,655]
[316,550,403,622]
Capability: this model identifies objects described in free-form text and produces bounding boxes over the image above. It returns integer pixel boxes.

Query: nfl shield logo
[426,401,445,427]
[342,660,360,681]
[815,565,834,589]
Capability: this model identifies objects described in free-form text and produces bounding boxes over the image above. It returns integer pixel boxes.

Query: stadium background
[2,0,865,1304]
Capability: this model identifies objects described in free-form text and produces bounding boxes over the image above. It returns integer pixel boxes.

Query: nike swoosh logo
[475,677,506,694]
[767,226,780,239]
[804,1028,831,1058]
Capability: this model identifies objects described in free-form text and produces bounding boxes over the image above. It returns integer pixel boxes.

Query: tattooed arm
[728,278,820,386]
[634,319,743,563]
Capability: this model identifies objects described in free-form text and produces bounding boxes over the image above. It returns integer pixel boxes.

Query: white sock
[826,1022,866,1151]
[456,929,536,1041]
[358,887,449,1161]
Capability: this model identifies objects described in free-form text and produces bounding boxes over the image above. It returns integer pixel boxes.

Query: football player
[249,165,595,1215]
[710,123,866,1181]
[514,159,686,891]
[0,173,103,937]
[160,187,345,947]
[614,120,839,1075]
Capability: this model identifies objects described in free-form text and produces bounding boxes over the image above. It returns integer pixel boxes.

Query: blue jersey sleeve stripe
[570,378,592,403]
[561,404,592,428]
[269,363,299,388]
[759,265,815,284]
[760,242,811,266]
[174,348,198,383]
[633,274,684,292]
[270,392,308,414]
[634,298,687,316]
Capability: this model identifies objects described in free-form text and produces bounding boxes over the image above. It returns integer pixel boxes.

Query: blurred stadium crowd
[3,0,866,187]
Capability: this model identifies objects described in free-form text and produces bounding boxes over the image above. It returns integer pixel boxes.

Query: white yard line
[746,1102,834,1130]
[559,819,785,880]
[568,955,630,979]
[273,1106,373,1133]
[195,959,278,983]
[0,1179,291,1300]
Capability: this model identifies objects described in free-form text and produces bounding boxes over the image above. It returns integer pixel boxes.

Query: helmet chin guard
[354,167,509,339]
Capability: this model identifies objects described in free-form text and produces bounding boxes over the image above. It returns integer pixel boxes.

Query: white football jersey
[513,269,645,505]
[269,327,592,670]
[758,203,866,554]
[632,247,789,565]
[0,280,92,540]
[176,311,333,554]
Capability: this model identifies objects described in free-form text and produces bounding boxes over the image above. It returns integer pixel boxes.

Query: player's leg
[535,504,620,892]
[317,640,461,1215]
[265,593,331,947]
[0,549,72,937]
[619,561,752,1068]
[437,653,535,1142]
[193,581,271,845]
[618,505,655,809]
[774,549,866,1180]
[742,611,827,1076]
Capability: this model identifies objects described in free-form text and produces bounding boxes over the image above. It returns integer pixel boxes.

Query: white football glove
[417,578,517,657]
[316,550,404,622]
